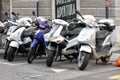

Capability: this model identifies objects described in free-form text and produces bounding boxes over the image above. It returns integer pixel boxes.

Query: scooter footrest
[63,50,78,55]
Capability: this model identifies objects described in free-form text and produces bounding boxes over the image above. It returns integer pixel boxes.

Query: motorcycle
[76,10,115,70]
[45,17,85,67]
[6,17,33,61]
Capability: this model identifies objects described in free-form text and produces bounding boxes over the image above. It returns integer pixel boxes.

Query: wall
[12,0,120,26]
[12,0,52,19]
[80,0,116,23]
[0,0,10,21]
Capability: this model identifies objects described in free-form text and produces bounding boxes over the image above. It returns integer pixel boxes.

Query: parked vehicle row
[0,10,115,70]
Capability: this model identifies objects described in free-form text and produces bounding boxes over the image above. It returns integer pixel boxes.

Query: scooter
[6,17,33,61]
[3,12,18,59]
[76,10,115,70]
[27,18,51,63]
[45,17,85,67]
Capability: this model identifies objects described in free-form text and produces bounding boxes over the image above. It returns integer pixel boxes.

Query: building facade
[1,0,120,25]
[0,0,10,21]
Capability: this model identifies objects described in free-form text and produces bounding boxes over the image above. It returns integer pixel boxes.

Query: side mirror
[75,10,84,20]
[11,12,16,16]
[4,12,9,17]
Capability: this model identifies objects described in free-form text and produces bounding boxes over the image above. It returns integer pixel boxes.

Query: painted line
[0,59,46,66]
[109,75,120,79]
[51,68,67,73]
[0,61,27,66]
[29,75,42,78]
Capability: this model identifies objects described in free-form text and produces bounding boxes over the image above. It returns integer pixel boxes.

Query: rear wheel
[101,56,110,63]
[78,52,91,70]
[7,47,17,61]
[46,50,55,67]
[27,47,37,64]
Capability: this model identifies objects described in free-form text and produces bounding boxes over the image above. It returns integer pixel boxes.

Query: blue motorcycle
[27,21,51,63]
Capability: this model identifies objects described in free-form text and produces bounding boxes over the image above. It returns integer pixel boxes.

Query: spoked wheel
[27,47,36,64]
[46,50,55,67]
[78,52,91,70]
[7,47,17,62]
[101,56,110,63]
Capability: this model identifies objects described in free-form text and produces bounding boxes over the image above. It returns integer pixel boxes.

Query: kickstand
[96,59,98,65]
[69,59,73,63]
[55,55,58,61]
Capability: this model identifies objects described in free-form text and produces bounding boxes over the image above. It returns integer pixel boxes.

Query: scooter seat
[96,30,109,39]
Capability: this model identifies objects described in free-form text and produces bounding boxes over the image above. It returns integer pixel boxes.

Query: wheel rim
[78,52,85,67]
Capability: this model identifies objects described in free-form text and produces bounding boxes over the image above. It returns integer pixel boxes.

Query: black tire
[78,52,91,70]
[46,50,55,67]
[101,56,110,63]
[7,47,17,62]
[3,40,10,59]
[27,47,36,64]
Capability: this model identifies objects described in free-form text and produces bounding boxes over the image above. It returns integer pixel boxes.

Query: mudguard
[9,41,19,48]
[80,45,92,53]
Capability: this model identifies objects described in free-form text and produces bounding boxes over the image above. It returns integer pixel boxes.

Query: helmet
[17,17,32,27]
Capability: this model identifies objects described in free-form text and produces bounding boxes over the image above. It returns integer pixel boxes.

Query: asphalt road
[0,50,119,80]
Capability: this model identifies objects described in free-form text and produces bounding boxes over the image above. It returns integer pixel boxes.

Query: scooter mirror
[32,11,36,16]
[4,12,9,17]
[12,12,16,16]
[75,10,84,20]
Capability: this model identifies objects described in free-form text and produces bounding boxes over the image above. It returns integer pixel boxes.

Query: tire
[7,47,17,62]
[46,50,55,67]
[101,56,110,63]
[27,47,36,64]
[78,52,91,70]
[3,40,10,59]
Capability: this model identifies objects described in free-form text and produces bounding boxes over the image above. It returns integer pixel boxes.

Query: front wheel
[46,50,55,67]
[78,52,91,70]
[27,47,36,64]
[7,47,17,61]
[3,40,10,59]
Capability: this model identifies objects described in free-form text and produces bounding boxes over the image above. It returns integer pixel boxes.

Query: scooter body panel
[78,27,96,48]
[80,45,92,53]
[9,41,19,48]
[6,25,18,36]
[9,27,25,44]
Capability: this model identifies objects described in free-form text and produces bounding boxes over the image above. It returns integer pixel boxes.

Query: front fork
[47,43,61,61]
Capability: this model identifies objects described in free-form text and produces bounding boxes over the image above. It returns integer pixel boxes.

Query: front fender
[80,45,92,53]
[9,41,19,48]
[47,43,57,51]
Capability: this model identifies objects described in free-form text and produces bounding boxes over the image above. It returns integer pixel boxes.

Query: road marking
[109,75,120,79]
[51,68,67,73]
[0,58,47,66]
[0,60,27,66]
[29,75,42,78]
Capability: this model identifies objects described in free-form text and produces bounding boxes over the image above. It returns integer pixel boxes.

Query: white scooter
[76,10,115,70]
[6,17,33,61]
[45,17,86,67]
[3,12,18,59]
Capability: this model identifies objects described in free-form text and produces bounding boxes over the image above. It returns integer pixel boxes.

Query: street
[0,50,119,80]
